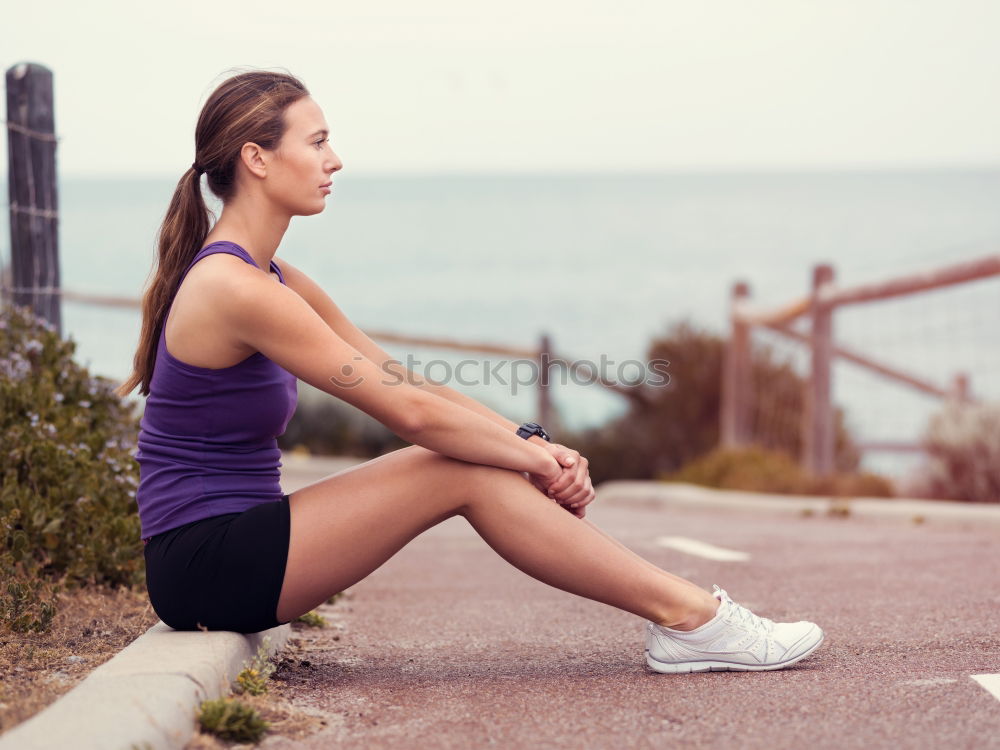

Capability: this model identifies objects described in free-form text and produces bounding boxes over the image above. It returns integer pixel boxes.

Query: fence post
[537,332,553,430]
[949,372,970,403]
[4,62,60,334]
[721,281,751,447]
[804,264,835,475]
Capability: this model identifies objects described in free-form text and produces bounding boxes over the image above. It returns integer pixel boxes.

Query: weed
[296,611,326,628]
[234,639,277,696]
[197,698,269,743]
[827,500,852,518]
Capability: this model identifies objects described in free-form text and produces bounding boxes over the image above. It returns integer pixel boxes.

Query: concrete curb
[596,480,1000,527]
[0,621,291,750]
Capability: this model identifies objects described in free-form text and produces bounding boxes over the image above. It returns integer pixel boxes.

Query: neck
[203,192,291,269]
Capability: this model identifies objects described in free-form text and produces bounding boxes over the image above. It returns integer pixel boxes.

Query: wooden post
[950,372,970,403]
[5,62,60,334]
[537,332,553,431]
[721,281,752,447]
[804,264,835,476]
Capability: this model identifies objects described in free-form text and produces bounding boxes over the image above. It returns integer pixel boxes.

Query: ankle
[656,594,720,632]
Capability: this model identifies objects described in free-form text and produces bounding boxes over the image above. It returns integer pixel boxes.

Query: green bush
[665,445,894,497]
[559,318,861,484]
[1,302,144,632]
[915,400,1000,503]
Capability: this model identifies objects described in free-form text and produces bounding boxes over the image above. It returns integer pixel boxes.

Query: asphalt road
[261,497,1000,749]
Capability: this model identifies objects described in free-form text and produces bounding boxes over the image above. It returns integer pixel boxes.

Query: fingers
[544,447,580,491]
[534,443,593,518]
[546,456,588,500]
[564,475,595,509]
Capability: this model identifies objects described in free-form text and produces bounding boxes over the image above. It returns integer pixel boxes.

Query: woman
[117,69,824,674]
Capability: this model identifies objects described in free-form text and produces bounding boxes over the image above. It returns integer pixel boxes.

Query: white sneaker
[645,584,825,673]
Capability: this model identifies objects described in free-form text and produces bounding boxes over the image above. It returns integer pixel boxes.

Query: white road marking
[972,674,1000,702]
[653,536,750,562]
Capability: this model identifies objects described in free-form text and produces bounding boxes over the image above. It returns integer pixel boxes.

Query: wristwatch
[516,421,551,442]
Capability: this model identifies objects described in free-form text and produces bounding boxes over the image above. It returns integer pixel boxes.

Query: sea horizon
[3,167,998,479]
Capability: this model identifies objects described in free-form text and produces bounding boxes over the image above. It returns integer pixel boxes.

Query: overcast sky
[3,0,999,177]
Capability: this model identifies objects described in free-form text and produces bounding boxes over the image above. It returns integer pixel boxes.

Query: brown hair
[116,69,309,398]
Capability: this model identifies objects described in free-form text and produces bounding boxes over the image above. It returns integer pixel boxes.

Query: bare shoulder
[165,253,266,368]
[172,253,270,332]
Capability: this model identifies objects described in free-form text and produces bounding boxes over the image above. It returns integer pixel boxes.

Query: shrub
[1,302,144,632]
[559,318,860,484]
[665,445,894,497]
[913,400,1000,503]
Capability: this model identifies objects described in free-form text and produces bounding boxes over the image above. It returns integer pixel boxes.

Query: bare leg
[276,446,718,629]
[580,518,710,595]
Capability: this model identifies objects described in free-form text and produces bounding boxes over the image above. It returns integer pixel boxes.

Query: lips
[319,181,332,188]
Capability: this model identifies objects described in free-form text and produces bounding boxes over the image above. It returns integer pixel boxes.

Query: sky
[2,0,999,177]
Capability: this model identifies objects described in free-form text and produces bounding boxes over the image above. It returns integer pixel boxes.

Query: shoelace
[713,585,776,633]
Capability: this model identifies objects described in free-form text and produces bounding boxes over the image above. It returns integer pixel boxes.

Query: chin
[297,201,327,217]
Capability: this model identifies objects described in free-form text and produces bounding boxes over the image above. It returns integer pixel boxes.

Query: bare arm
[218,259,560,482]
[274,256,552,448]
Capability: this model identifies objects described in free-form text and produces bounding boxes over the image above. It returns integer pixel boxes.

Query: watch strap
[516,422,551,442]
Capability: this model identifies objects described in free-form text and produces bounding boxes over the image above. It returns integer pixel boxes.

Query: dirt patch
[0,583,159,735]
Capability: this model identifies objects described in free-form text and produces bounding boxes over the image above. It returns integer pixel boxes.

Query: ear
[239,142,269,179]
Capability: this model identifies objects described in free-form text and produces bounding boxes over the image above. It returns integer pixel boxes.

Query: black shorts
[143,495,292,634]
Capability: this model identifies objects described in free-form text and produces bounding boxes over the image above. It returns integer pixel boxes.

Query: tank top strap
[192,241,285,283]
[192,241,256,268]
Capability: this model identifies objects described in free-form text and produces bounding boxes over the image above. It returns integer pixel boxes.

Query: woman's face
[265,96,342,216]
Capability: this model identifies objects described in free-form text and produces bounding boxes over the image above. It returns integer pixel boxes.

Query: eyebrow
[308,129,329,139]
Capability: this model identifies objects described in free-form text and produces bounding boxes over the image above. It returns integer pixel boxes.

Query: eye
[314,137,329,149]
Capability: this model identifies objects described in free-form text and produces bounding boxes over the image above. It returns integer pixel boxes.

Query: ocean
[4,170,999,479]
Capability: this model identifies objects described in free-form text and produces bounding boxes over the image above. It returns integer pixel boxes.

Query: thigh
[275,445,514,623]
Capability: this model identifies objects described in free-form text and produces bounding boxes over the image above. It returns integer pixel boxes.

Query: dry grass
[0,582,159,736]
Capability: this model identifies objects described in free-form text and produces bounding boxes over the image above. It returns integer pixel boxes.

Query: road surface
[262,486,1000,749]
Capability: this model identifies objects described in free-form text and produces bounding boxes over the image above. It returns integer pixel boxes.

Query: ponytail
[114,167,211,398]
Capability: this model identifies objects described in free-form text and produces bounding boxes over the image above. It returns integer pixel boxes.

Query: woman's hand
[525,451,565,499]
[529,443,596,519]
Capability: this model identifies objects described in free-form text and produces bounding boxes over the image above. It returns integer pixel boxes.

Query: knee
[403,445,526,498]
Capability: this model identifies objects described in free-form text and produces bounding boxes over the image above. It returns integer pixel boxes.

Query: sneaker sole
[645,627,825,674]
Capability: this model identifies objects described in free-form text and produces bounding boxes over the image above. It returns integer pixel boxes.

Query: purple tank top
[134,241,298,540]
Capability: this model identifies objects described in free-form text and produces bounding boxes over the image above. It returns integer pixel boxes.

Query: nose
[326,148,343,175]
